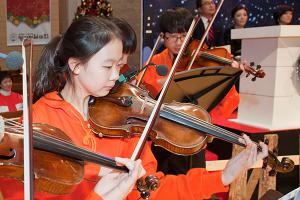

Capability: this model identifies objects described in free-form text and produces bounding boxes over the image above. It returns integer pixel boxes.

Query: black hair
[231,4,248,19]
[33,16,122,102]
[110,17,137,54]
[0,71,11,85]
[175,7,194,31]
[159,8,193,34]
[273,4,293,25]
[196,0,203,8]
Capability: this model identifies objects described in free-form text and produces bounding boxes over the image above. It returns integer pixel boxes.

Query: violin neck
[32,132,128,172]
[160,106,245,147]
[200,52,232,66]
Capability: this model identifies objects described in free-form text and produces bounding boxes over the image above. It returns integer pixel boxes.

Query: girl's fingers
[258,142,269,160]
[115,157,135,170]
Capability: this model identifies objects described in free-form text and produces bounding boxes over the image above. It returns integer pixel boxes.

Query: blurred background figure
[273,4,293,25]
[0,71,22,113]
[223,4,248,57]
[193,0,223,48]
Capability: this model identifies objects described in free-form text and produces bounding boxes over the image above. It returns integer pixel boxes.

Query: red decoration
[7,0,50,27]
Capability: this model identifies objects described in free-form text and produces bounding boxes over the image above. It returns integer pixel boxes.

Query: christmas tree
[74,0,113,20]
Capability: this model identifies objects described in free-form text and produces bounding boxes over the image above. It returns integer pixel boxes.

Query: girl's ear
[67,57,81,75]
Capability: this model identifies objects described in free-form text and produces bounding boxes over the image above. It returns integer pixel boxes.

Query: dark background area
[143,0,300,50]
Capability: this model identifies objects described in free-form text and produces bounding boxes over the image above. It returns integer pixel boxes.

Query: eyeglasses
[201,1,215,6]
[164,33,187,42]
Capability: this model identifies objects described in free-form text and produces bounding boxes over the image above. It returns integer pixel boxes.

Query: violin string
[168,107,261,150]
[4,119,122,166]
[3,117,22,126]
[156,102,240,140]
[2,118,106,160]
[165,107,262,147]
[3,119,23,130]
[201,52,232,65]
[166,100,272,160]
[159,104,242,142]
[3,118,121,168]
[162,106,242,141]
[1,104,259,149]
[145,98,241,142]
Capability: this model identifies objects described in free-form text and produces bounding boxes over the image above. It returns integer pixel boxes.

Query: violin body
[0,124,84,194]
[89,83,213,155]
[192,48,232,68]
[178,39,232,69]
[89,84,294,174]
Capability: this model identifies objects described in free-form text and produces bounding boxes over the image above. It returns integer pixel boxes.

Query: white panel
[232,25,300,39]
[235,94,300,130]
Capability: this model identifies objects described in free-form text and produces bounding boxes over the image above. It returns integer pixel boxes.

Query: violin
[0,119,127,195]
[88,83,294,174]
[178,39,266,81]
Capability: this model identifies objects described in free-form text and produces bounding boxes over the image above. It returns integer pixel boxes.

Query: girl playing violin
[0,16,268,200]
[1,16,145,200]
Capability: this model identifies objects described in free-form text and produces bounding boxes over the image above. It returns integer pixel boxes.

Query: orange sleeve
[85,191,103,200]
[147,169,228,200]
[136,65,162,98]
[136,50,172,98]
[123,138,228,200]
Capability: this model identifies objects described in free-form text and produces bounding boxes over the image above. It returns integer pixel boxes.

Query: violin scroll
[137,175,160,199]
[245,62,265,81]
[261,138,294,176]
[266,155,294,176]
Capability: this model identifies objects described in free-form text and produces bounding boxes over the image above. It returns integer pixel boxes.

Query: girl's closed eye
[102,65,113,69]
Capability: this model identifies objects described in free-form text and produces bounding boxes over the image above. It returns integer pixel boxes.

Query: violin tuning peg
[264,138,269,145]
[137,180,150,199]
[269,169,277,176]
[281,157,294,171]
[262,157,268,169]
[145,175,160,191]
[256,64,262,70]
[251,76,257,81]
[273,147,279,156]
[140,191,150,199]
[246,73,250,78]
[250,62,255,67]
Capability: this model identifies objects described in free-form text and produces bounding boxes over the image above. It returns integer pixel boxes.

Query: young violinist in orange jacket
[136,7,244,178]
[0,16,268,200]
[138,8,243,119]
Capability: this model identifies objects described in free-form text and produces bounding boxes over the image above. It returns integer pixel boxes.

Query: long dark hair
[33,16,122,102]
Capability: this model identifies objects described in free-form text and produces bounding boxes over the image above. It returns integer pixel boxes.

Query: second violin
[178,39,266,81]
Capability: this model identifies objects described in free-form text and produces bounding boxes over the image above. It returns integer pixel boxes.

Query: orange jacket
[0,92,227,199]
[137,49,173,98]
[139,48,240,118]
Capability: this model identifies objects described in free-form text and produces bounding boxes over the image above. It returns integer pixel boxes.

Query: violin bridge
[140,97,147,114]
